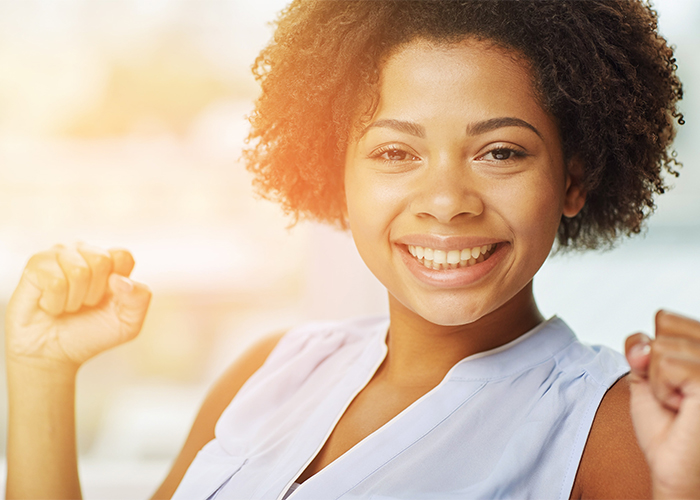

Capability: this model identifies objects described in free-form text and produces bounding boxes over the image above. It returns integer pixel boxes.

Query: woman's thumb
[625,332,652,381]
[108,273,152,334]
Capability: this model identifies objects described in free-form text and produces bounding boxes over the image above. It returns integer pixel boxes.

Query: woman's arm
[150,331,285,500]
[4,245,151,499]
[575,311,700,500]
[6,359,81,499]
[572,376,652,499]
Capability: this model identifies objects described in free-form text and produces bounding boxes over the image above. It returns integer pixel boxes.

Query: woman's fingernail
[630,341,651,357]
[111,274,134,293]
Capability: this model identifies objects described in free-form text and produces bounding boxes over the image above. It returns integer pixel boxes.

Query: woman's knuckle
[94,254,112,273]
[70,265,90,281]
[48,276,67,294]
[27,251,51,268]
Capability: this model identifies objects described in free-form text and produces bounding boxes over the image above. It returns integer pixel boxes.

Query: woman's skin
[5,245,151,499]
[5,38,700,500]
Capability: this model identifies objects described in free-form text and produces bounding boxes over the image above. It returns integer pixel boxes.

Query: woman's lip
[395,234,505,250]
[398,242,508,288]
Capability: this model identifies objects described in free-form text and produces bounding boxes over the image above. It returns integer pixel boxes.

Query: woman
[5,1,699,499]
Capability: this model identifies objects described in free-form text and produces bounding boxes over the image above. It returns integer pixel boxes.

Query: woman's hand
[5,243,151,369]
[626,311,700,499]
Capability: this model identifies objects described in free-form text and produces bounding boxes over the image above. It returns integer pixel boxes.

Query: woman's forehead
[370,38,554,136]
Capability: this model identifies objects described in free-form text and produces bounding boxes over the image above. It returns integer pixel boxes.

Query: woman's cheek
[494,174,563,253]
[350,173,406,224]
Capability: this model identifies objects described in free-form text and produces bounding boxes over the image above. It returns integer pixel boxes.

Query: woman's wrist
[5,354,79,388]
[5,352,82,500]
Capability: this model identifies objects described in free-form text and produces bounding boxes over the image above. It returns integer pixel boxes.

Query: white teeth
[446,250,460,264]
[433,250,446,264]
[407,243,498,270]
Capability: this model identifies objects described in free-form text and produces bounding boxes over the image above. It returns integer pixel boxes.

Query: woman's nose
[410,156,484,223]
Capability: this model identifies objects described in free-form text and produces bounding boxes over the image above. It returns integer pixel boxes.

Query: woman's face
[344,38,585,327]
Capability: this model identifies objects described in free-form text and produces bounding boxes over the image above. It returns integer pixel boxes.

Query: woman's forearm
[4,246,151,499]
[5,358,81,500]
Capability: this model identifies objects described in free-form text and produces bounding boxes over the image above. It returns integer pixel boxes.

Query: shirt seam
[331,381,488,499]
[448,337,578,382]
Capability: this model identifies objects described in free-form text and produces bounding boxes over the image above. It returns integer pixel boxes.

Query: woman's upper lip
[394,234,506,249]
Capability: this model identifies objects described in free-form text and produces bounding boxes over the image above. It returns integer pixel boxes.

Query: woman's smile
[344,37,585,327]
[395,234,507,288]
[407,243,497,270]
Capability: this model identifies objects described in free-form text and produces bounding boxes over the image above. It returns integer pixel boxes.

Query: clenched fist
[5,243,151,369]
[626,311,700,499]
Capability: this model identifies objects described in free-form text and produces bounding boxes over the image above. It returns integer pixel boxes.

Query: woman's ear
[563,157,587,218]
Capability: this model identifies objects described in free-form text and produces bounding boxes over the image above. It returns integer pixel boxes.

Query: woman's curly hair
[244,0,683,250]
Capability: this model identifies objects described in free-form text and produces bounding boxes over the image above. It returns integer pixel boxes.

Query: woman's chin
[400,299,492,328]
[418,311,484,327]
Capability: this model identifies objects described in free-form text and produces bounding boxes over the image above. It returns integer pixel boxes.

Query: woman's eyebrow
[467,117,542,139]
[360,119,425,139]
[359,117,542,140]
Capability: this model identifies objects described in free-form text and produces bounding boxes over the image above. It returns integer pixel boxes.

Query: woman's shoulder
[545,318,630,383]
[256,315,390,369]
[571,375,652,499]
[206,316,387,407]
[280,315,390,343]
[150,330,287,499]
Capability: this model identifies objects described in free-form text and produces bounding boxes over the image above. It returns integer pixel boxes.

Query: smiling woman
[4,1,700,500]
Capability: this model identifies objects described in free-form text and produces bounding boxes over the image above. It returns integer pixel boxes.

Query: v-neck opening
[276,319,390,499]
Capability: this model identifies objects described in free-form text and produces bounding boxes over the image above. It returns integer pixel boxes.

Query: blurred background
[0,0,697,497]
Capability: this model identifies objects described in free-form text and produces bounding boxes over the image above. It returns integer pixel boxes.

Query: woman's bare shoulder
[210,331,288,396]
[151,330,287,499]
[571,375,652,499]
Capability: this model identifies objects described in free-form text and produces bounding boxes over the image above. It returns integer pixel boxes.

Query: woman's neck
[381,282,544,387]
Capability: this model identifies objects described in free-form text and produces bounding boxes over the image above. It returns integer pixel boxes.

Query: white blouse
[173,316,629,500]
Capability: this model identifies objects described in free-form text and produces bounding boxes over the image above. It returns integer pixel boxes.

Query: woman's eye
[481,147,526,162]
[375,148,418,162]
[385,149,408,161]
[491,149,513,160]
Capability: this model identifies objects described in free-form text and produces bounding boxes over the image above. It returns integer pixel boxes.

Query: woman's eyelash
[370,146,420,162]
[480,147,528,161]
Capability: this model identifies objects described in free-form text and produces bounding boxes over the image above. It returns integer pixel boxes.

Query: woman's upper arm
[572,375,652,500]
[150,331,286,500]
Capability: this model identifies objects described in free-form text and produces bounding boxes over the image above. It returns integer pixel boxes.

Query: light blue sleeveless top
[173,316,629,500]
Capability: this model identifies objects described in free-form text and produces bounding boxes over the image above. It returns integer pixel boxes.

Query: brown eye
[481,147,526,162]
[490,149,513,160]
[370,145,420,165]
[384,149,410,161]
